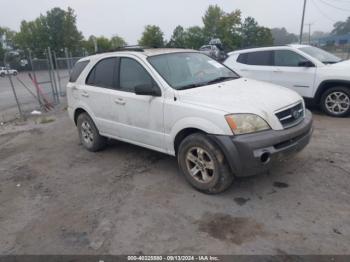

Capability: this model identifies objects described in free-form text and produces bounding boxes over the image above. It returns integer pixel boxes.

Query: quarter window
[274,50,309,67]
[86,58,117,88]
[69,60,89,82]
[119,58,154,92]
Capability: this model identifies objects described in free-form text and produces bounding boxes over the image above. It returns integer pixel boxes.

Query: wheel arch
[170,117,227,155]
[74,107,90,125]
[315,80,350,104]
[174,128,207,155]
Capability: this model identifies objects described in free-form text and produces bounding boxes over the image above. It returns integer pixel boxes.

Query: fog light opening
[260,152,271,164]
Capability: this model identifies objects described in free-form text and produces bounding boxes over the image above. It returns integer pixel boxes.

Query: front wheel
[321,87,350,117]
[177,133,234,194]
[12,71,17,76]
[0,73,5,77]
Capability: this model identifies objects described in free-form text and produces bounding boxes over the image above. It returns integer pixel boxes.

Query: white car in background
[224,45,350,117]
[0,66,18,77]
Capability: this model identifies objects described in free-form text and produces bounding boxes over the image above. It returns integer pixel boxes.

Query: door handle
[71,86,78,91]
[273,69,282,73]
[240,69,249,72]
[81,91,89,97]
[114,98,126,105]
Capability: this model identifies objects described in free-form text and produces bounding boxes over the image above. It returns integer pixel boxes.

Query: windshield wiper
[177,76,238,90]
[177,83,205,90]
[204,76,238,85]
[323,60,342,64]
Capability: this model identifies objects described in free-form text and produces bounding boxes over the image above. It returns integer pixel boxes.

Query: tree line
[1,5,350,62]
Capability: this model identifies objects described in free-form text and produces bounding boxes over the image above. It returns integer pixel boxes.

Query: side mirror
[298,61,315,67]
[134,83,161,96]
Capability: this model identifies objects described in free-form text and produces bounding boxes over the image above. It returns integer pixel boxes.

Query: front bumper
[209,110,313,177]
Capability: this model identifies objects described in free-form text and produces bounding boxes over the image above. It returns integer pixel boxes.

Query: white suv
[67,48,312,194]
[224,45,350,117]
[0,67,18,77]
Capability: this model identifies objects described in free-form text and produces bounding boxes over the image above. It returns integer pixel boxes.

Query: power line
[317,0,350,12]
[311,0,339,22]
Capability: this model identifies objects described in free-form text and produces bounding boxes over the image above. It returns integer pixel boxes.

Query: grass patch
[39,117,55,124]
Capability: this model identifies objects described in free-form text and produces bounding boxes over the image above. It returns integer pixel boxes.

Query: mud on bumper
[209,110,313,177]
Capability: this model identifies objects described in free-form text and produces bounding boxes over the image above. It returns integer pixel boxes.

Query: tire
[13,71,17,76]
[320,87,350,117]
[77,113,107,152]
[177,133,234,194]
[0,73,5,77]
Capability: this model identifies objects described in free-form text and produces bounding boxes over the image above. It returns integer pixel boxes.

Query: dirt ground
[0,107,349,255]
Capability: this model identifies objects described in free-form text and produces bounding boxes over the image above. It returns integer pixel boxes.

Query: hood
[329,59,350,68]
[177,78,302,121]
[319,60,350,78]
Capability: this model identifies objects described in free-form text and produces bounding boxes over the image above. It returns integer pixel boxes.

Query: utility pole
[305,23,313,44]
[92,36,98,53]
[299,0,307,44]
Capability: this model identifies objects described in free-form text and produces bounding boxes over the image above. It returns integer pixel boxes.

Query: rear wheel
[177,133,234,194]
[13,71,17,76]
[321,87,350,117]
[0,72,5,77]
[77,113,107,152]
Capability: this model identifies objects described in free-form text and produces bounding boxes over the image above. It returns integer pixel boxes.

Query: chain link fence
[0,48,83,123]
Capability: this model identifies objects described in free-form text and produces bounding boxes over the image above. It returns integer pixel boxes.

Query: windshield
[148,52,239,90]
[299,46,341,64]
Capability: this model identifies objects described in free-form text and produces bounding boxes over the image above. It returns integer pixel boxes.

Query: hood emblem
[292,109,300,119]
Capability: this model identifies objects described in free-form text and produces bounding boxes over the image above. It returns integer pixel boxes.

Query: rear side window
[119,58,153,92]
[69,60,89,82]
[237,51,273,66]
[274,50,309,67]
[86,58,117,88]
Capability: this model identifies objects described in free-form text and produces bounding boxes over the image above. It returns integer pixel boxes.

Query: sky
[0,0,349,43]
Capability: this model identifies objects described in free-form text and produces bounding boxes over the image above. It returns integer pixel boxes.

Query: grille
[275,102,304,128]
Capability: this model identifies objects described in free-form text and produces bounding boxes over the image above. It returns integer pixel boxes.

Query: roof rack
[93,45,148,54]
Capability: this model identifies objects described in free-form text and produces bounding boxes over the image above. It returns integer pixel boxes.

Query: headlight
[225,114,270,135]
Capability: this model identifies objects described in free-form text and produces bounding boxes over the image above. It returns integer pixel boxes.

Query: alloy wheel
[81,121,94,145]
[325,91,350,115]
[185,147,215,183]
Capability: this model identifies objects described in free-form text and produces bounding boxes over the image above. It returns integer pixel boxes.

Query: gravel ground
[0,108,349,255]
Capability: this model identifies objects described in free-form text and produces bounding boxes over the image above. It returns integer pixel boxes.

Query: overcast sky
[1,0,349,43]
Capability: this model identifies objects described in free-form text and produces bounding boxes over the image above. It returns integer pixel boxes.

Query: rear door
[234,51,274,83]
[271,50,316,97]
[81,57,121,136]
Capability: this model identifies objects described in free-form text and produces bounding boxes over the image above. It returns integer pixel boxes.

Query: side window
[274,50,309,67]
[86,57,117,88]
[69,60,89,82]
[245,51,273,66]
[119,58,154,93]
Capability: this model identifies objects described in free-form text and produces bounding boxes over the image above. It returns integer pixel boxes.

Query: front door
[271,50,316,97]
[111,57,164,151]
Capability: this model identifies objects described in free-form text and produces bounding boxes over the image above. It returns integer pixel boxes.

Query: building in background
[312,33,350,47]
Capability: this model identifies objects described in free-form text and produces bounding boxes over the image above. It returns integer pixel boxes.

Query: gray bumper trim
[209,110,313,177]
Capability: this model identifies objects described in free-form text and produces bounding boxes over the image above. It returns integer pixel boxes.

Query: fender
[165,117,227,155]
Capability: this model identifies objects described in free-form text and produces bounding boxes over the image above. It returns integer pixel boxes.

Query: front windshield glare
[299,46,341,64]
[148,53,239,90]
